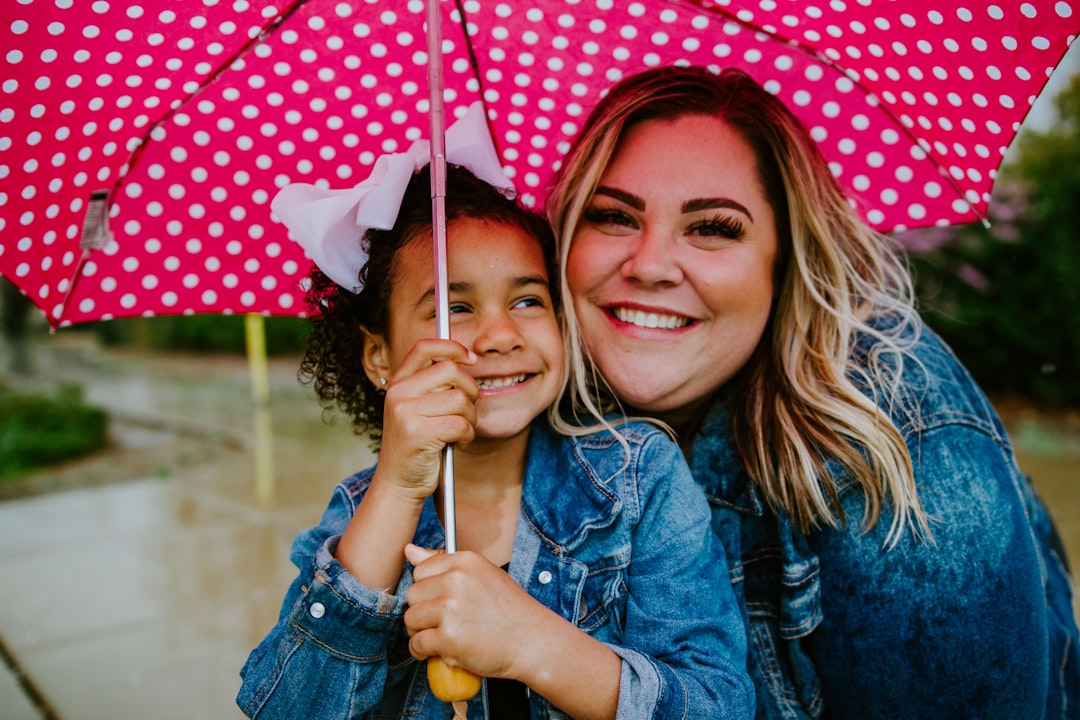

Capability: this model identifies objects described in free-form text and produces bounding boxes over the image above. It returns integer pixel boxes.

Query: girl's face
[566,114,779,428]
[382,217,564,440]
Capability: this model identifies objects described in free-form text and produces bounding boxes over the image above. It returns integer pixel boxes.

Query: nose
[472,308,525,355]
[621,226,683,286]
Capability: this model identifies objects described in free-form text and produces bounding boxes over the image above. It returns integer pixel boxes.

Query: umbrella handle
[427,657,482,701]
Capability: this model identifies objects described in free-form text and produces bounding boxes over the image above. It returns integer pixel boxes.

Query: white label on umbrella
[80,190,112,251]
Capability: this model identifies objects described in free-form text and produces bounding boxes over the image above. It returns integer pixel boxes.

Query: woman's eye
[582,206,637,229]
[688,214,745,240]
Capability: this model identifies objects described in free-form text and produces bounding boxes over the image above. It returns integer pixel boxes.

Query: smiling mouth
[612,307,691,330]
[477,374,528,390]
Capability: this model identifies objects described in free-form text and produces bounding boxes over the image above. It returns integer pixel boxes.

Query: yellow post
[245,313,275,507]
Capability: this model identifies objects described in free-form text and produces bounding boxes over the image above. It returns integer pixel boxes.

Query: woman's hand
[375,339,478,502]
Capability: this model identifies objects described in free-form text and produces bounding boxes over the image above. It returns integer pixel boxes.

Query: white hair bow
[271,101,514,292]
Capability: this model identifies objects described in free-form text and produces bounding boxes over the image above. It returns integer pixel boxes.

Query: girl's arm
[608,433,754,719]
[335,338,478,591]
[239,339,481,719]
[236,479,412,719]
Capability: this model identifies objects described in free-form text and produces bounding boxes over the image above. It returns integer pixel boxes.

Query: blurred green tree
[88,313,310,357]
[902,72,1080,406]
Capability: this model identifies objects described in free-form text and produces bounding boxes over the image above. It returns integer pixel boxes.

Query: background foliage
[902,72,1080,406]
[0,381,108,479]
[86,313,310,357]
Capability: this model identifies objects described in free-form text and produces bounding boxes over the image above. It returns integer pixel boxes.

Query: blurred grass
[0,381,108,480]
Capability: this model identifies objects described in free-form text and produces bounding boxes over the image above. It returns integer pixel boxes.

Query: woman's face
[566,114,779,428]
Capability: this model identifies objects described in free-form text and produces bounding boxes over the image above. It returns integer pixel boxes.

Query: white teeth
[613,308,690,330]
[477,374,527,390]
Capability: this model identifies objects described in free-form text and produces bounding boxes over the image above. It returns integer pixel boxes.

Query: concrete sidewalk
[0,333,374,719]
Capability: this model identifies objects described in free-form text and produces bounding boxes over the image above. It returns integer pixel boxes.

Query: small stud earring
[379,377,387,387]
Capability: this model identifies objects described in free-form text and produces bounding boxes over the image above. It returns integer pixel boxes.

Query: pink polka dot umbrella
[1,0,1077,328]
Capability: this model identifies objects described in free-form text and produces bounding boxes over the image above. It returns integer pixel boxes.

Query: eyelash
[582,206,634,227]
[689,214,745,239]
[448,296,547,314]
[583,206,745,240]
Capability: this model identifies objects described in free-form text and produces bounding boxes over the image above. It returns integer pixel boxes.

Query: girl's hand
[332,341,477,594]
[403,544,553,681]
[374,339,478,501]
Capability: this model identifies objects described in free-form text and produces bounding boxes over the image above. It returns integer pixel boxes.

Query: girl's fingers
[403,553,542,677]
[387,358,479,406]
[395,339,478,384]
[384,384,477,430]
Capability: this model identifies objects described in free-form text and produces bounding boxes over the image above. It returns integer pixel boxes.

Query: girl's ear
[360,326,391,388]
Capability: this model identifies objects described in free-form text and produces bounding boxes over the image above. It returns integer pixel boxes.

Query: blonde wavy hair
[546,66,930,545]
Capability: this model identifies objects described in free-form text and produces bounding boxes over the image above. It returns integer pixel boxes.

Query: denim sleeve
[236,483,410,720]
[613,432,754,720]
[808,422,1052,719]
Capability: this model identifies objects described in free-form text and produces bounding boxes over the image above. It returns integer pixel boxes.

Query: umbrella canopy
[1,0,1077,327]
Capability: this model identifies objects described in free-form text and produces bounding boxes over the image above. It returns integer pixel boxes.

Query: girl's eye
[448,302,472,315]
[512,296,546,310]
[582,206,637,230]
[687,214,745,241]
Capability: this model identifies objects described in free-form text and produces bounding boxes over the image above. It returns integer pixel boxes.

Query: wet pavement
[0,331,1077,719]
[0,332,374,720]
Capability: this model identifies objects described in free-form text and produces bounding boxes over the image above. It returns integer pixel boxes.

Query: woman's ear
[360,326,391,388]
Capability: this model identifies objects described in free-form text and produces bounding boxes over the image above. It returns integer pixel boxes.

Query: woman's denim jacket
[690,315,1079,719]
[238,418,754,719]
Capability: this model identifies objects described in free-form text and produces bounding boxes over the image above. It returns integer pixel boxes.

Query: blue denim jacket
[690,316,1079,719]
[238,418,754,719]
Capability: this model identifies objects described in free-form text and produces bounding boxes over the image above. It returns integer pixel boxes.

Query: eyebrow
[593,186,754,221]
[593,186,644,210]
[683,197,754,221]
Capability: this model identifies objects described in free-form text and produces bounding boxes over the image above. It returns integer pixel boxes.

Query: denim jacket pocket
[576,556,628,634]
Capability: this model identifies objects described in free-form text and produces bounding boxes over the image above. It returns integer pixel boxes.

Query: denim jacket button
[538,570,553,584]
[309,602,326,619]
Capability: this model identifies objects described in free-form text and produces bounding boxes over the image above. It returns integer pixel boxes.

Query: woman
[547,65,1079,718]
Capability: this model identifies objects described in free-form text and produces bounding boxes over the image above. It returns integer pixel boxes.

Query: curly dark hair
[298,163,557,447]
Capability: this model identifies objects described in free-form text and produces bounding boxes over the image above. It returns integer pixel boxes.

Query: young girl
[236,107,752,720]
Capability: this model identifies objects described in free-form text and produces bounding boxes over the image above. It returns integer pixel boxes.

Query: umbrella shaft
[427,0,457,554]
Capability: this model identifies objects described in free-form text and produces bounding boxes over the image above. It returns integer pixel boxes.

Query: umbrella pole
[426,0,457,556]
[425,0,482,706]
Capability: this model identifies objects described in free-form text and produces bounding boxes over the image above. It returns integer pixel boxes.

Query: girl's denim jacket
[692,315,1079,719]
[238,418,754,719]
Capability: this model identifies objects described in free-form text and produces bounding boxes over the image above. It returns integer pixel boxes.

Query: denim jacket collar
[689,389,765,517]
[520,421,621,552]
[409,420,621,557]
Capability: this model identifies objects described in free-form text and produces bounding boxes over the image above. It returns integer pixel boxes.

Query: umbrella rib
[669,0,988,226]
[53,0,313,327]
[452,0,502,163]
[104,0,311,209]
